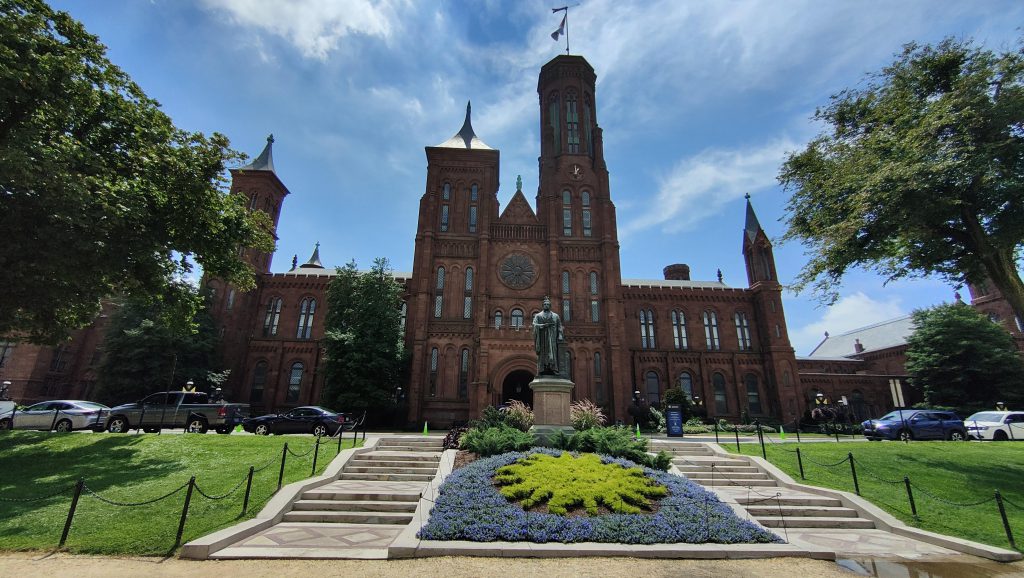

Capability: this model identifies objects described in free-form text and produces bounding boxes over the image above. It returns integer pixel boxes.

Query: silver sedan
[8,400,110,432]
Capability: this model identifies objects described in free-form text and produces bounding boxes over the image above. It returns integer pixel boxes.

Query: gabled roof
[239,134,276,172]
[434,102,493,150]
[498,188,538,224]
[808,315,915,358]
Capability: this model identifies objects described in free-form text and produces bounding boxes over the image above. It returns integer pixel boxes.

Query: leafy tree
[93,284,223,405]
[905,303,1024,410]
[321,258,408,415]
[0,0,273,344]
[780,37,1024,320]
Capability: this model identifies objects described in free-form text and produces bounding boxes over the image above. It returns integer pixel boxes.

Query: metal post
[796,447,805,480]
[734,426,741,453]
[50,409,59,431]
[337,428,344,455]
[277,443,288,492]
[995,491,1016,550]
[848,453,860,495]
[757,421,766,460]
[795,417,801,444]
[241,466,254,516]
[174,476,196,547]
[834,421,840,442]
[713,420,719,444]
[310,437,321,476]
[361,420,366,442]
[59,479,84,548]
[904,476,917,519]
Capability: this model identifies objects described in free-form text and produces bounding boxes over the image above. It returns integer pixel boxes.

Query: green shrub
[570,399,606,430]
[716,419,777,433]
[683,424,711,434]
[559,426,672,471]
[460,425,535,456]
[685,417,705,428]
[502,400,534,432]
[649,406,667,433]
[472,405,507,429]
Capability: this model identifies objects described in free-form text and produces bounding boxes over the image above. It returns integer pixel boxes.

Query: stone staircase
[656,441,875,531]
[337,437,443,482]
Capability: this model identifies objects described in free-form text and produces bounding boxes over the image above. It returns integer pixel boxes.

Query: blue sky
[51,0,1023,355]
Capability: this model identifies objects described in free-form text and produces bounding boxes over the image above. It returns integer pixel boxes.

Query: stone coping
[180,436,380,559]
[699,442,1023,562]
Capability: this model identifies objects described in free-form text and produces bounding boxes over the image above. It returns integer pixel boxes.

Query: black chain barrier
[286,444,317,458]
[83,481,189,507]
[850,458,904,485]
[908,482,997,508]
[194,473,250,501]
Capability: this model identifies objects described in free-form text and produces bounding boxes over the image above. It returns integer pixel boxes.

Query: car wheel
[948,430,966,441]
[312,424,328,438]
[54,419,73,433]
[215,426,232,435]
[0,417,13,430]
[994,430,1009,441]
[898,429,913,442]
[254,424,270,436]
[186,418,209,434]
[107,417,129,433]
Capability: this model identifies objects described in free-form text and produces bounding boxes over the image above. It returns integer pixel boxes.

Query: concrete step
[376,442,443,451]
[281,510,414,524]
[744,505,859,518]
[676,465,760,473]
[735,495,842,507]
[685,471,772,480]
[343,465,438,475]
[674,458,751,467]
[292,499,418,513]
[756,516,875,529]
[377,438,444,445]
[348,459,438,468]
[339,472,435,482]
[691,478,778,487]
[301,489,421,502]
[360,451,440,462]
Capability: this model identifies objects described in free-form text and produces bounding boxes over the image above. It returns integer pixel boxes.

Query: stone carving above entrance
[499,253,537,289]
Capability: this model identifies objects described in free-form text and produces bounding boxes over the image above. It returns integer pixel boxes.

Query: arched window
[640,309,656,349]
[760,252,772,281]
[582,190,592,237]
[226,288,235,311]
[713,373,728,414]
[671,310,687,350]
[566,92,579,153]
[463,267,474,319]
[296,298,316,339]
[263,297,282,336]
[440,182,451,232]
[735,312,751,350]
[851,389,867,421]
[594,351,604,404]
[249,194,259,210]
[584,96,594,156]
[590,272,600,322]
[562,190,572,236]
[511,308,525,329]
[678,371,694,399]
[561,270,571,322]
[562,349,573,381]
[434,267,445,318]
[468,184,478,233]
[459,348,470,400]
[703,311,720,350]
[400,301,408,331]
[429,348,438,397]
[745,373,762,415]
[250,361,267,403]
[494,310,503,329]
[645,371,660,406]
[286,362,303,403]
[549,92,561,154]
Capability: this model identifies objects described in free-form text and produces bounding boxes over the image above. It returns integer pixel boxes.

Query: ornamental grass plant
[569,399,606,430]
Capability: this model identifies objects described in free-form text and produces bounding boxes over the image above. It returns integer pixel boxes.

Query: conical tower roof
[435,102,493,150]
[239,134,276,172]
[299,242,324,269]
[744,193,763,242]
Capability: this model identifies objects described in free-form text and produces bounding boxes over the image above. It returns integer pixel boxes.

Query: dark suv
[862,409,968,441]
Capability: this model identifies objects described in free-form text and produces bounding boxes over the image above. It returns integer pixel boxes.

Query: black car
[243,406,350,437]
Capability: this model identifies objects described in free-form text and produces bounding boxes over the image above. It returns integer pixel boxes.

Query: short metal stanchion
[734,427,741,453]
[50,409,60,431]
[848,453,860,495]
[310,437,321,476]
[174,476,196,547]
[796,447,805,480]
[995,491,1016,550]
[795,418,801,444]
[714,421,720,444]
[756,421,766,460]
[241,466,254,516]
[904,476,917,519]
[277,443,288,492]
[59,479,85,548]
[337,429,344,455]
[834,423,841,442]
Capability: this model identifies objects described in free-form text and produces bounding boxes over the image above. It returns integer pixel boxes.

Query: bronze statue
[533,296,564,375]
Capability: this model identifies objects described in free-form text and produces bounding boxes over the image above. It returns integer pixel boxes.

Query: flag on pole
[551,13,566,41]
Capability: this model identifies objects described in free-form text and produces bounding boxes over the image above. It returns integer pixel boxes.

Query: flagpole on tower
[551,4,578,55]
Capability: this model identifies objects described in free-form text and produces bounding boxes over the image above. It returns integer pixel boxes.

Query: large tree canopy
[780,37,1024,319]
[321,258,408,417]
[905,303,1024,411]
[0,0,273,344]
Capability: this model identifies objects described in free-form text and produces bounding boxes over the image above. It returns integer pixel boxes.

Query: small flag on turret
[551,7,567,41]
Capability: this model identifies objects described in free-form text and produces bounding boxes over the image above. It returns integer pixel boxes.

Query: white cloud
[620,137,797,237]
[201,0,407,60]
[790,292,906,355]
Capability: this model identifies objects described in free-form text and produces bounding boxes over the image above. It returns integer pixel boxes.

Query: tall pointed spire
[744,193,763,242]
[240,134,276,172]
[435,102,493,150]
[299,241,324,269]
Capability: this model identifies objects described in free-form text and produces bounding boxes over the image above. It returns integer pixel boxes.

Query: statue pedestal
[529,376,575,445]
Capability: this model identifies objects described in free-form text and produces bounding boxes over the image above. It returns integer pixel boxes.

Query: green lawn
[0,432,361,555]
[725,441,1024,551]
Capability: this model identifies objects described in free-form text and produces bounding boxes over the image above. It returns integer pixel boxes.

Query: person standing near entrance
[533,296,564,375]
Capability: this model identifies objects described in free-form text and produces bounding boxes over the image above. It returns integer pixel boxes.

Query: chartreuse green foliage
[495,452,667,515]
[0,0,273,343]
[906,303,1024,410]
[780,36,1024,319]
[460,424,535,456]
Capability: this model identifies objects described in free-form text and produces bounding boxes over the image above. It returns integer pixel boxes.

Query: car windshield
[25,402,49,411]
[877,411,912,421]
[75,402,108,410]
[966,412,1004,423]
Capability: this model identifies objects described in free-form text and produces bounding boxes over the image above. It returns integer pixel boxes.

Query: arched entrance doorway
[502,370,534,407]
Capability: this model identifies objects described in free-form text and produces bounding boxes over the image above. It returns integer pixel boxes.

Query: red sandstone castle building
[5,54,1021,426]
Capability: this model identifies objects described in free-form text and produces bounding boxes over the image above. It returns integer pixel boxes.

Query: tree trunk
[982,249,1024,326]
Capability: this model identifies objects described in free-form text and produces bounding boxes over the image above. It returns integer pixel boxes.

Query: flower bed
[418,448,781,544]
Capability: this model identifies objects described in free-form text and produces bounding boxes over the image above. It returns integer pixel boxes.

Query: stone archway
[502,369,534,407]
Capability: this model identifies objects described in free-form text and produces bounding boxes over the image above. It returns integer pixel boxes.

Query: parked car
[243,406,351,437]
[861,409,968,441]
[105,391,249,434]
[965,411,1024,441]
[2,400,110,432]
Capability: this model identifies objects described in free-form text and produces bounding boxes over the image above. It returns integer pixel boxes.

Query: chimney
[663,264,690,281]
[854,338,864,354]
